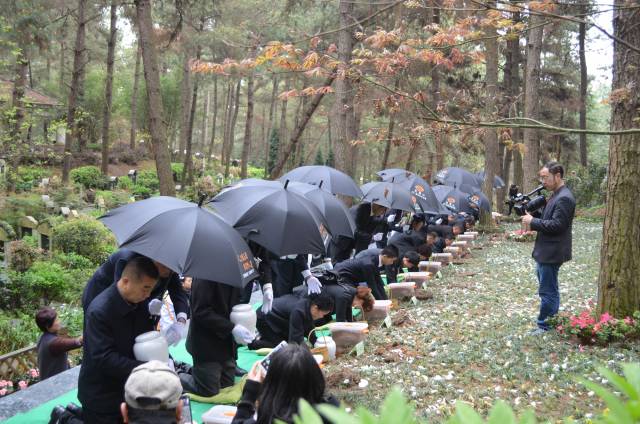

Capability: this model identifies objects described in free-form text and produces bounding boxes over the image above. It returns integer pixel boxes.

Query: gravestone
[19,216,38,239]
[0,223,15,267]
[59,206,71,217]
[36,220,53,252]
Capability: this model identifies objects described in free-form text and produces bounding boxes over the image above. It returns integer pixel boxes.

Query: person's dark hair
[127,407,177,424]
[359,292,375,312]
[544,161,564,178]
[381,245,399,258]
[427,231,439,239]
[123,256,160,282]
[403,251,421,267]
[452,223,464,233]
[416,244,432,259]
[256,344,326,424]
[309,293,334,313]
[444,233,454,240]
[35,307,57,332]
[411,214,425,224]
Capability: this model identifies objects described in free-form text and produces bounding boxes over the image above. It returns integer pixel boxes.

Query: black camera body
[506,184,547,216]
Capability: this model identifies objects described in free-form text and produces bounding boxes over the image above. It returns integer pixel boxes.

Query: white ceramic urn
[314,335,337,360]
[133,331,169,362]
[229,304,257,334]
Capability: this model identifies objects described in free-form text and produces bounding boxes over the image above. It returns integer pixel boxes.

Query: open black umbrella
[279,165,363,197]
[100,196,258,288]
[435,167,481,194]
[432,185,474,214]
[228,179,355,239]
[466,189,492,212]
[209,182,330,256]
[474,171,506,189]
[360,181,415,212]
[397,175,449,215]
[376,168,415,183]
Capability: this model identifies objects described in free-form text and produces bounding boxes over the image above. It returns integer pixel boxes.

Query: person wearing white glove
[148,298,163,316]
[372,232,384,242]
[232,324,256,345]
[162,319,187,346]
[386,214,396,223]
[301,269,322,295]
[261,283,274,314]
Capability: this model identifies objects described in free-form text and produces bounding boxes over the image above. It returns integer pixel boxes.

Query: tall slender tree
[129,43,141,149]
[100,0,118,175]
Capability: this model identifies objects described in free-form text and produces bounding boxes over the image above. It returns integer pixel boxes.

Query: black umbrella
[228,179,355,239]
[209,182,330,256]
[432,185,474,214]
[360,181,415,212]
[376,168,415,183]
[100,196,258,288]
[397,175,450,215]
[466,189,492,212]
[279,165,363,197]
[474,171,506,189]
[434,167,481,194]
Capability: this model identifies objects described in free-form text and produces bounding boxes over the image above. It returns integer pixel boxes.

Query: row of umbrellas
[99,165,500,290]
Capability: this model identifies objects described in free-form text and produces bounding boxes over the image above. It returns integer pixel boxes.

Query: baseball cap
[124,361,182,410]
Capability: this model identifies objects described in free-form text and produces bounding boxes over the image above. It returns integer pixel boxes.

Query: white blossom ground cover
[323,220,639,422]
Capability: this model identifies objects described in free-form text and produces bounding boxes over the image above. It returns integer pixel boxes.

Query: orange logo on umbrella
[447,196,456,204]
[415,184,424,193]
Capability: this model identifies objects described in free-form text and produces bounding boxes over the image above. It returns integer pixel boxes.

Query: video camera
[505,184,547,216]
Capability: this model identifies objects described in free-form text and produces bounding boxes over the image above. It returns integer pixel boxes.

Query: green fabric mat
[3,341,263,424]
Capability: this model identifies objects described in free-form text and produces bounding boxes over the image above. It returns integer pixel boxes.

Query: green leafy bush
[171,163,184,178]
[247,166,265,179]
[18,261,73,303]
[565,164,607,208]
[52,216,116,264]
[70,165,106,189]
[116,175,134,190]
[0,194,48,229]
[0,311,40,353]
[52,251,94,270]
[14,166,51,192]
[7,240,41,273]
[95,190,131,209]
[132,184,153,199]
[136,170,160,192]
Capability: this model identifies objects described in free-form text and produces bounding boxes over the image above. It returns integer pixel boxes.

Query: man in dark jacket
[384,216,426,283]
[179,278,255,397]
[78,257,159,423]
[351,202,389,254]
[250,294,334,348]
[522,161,576,333]
[82,249,189,345]
[341,245,398,300]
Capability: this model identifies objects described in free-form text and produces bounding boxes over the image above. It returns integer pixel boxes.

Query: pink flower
[593,323,601,333]
[0,389,6,396]
[579,344,585,352]
[29,369,39,379]
[18,381,27,390]
[624,317,634,325]
[600,312,613,324]
[0,381,6,388]
[7,381,13,387]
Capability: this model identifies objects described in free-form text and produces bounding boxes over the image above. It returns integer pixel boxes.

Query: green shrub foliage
[52,216,116,264]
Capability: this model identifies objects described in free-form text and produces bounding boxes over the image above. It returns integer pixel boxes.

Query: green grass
[323,220,637,422]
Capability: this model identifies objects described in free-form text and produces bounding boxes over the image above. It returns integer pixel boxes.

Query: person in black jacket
[522,162,576,334]
[82,249,189,346]
[179,278,255,397]
[351,202,389,254]
[232,344,339,424]
[249,294,334,349]
[384,216,426,283]
[78,257,159,424]
[346,245,398,300]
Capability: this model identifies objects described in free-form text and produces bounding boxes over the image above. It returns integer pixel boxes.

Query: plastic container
[314,335,337,360]
[399,272,430,283]
[431,252,453,264]
[451,241,468,249]
[419,261,442,274]
[313,354,324,366]
[133,331,169,363]
[230,304,257,334]
[463,232,478,238]
[388,282,416,299]
[329,322,369,348]
[457,234,475,242]
[365,299,392,320]
[202,405,237,424]
[444,246,461,258]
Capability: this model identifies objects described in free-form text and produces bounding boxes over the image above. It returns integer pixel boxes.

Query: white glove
[387,214,396,223]
[261,283,274,314]
[232,324,255,345]
[163,321,186,346]
[148,299,162,316]
[306,276,322,295]
[372,232,383,242]
[435,218,443,225]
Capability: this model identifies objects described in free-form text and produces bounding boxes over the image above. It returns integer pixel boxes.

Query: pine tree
[267,128,280,175]
[314,149,324,165]
[326,148,335,167]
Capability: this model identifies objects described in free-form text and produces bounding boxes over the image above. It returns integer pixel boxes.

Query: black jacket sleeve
[191,282,235,339]
[530,196,575,235]
[231,380,261,424]
[288,307,308,344]
[166,273,189,317]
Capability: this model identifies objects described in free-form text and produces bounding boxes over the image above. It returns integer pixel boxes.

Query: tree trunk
[578,9,588,167]
[178,51,192,163]
[224,80,241,177]
[100,0,117,175]
[207,76,218,159]
[333,0,356,175]
[277,79,290,165]
[182,47,201,188]
[264,76,278,175]
[522,14,545,192]
[596,1,640,318]
[135,0,175,196]
[62,0,87,184]
[480,4,500,227]
[130,43,141,149]
[59,39,65,90]
[201,89,210,153]
[240,75,255,179]
[381,113,395,170]
[270,73,336,178]
[220,81,233,163]
[5,47,29,190]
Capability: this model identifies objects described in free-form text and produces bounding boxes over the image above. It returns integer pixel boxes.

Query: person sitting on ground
[294,279,374,322]
[122,361,192,424]
[36,307,83,382]
[232,344,339,424]
[341,245,399,300]
[249,293,334,349]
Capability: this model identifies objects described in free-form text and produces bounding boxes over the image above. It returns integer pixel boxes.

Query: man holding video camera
[522,162,576,334]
